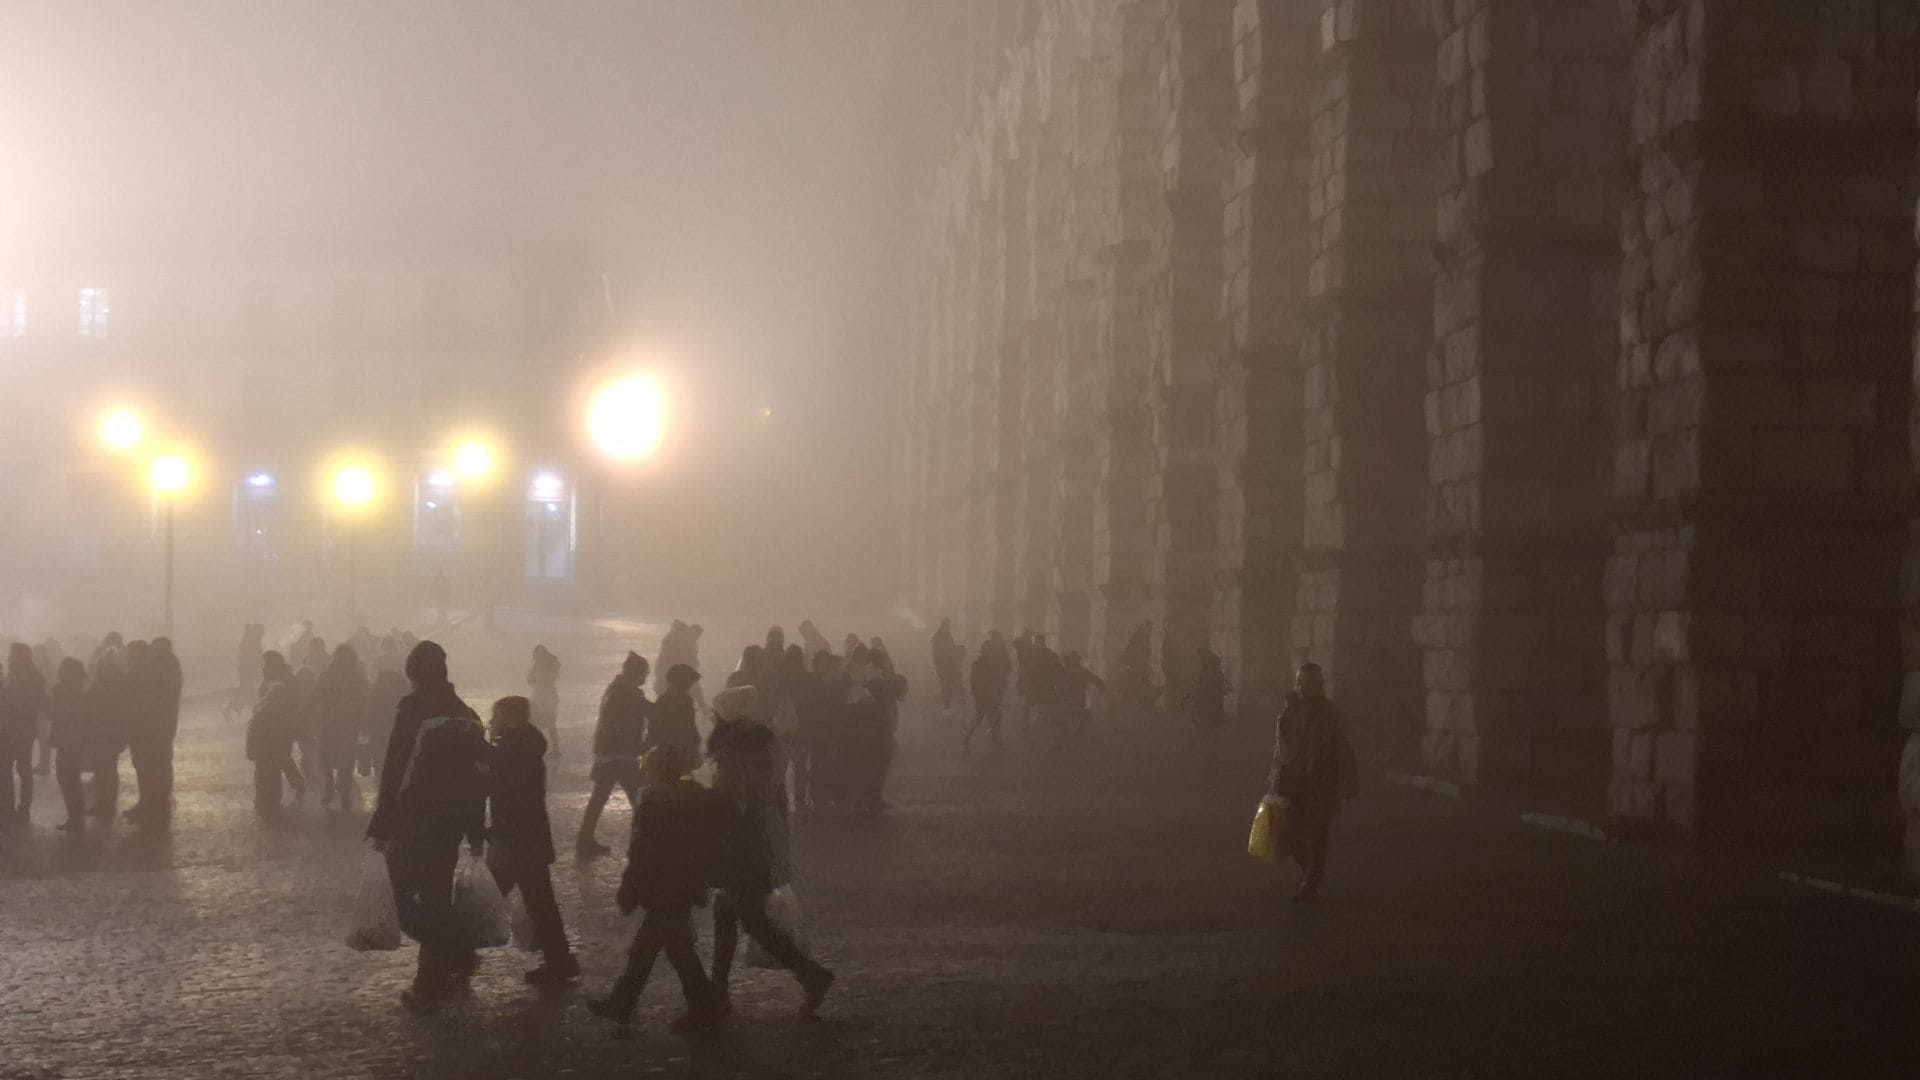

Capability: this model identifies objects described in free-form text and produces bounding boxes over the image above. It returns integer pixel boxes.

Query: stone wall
[895,0,1920,874]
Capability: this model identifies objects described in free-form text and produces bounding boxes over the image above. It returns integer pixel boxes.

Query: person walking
[707,712,834,1017]
[1184,644,1230,769]
[649,664,704,759]
[226,623,265,723]
[577,651,649,856]
[930,618,964,717]
[246,652,301,814]
[48,658,92,833]
[366,640,490,1011]
[526,645,563,757]
[586,744,725,1031]
[124,637,182,828]
[965,632,1011,754]
[1,643,42,823]
[485,695,579,984]
[1271,662,1357,902]
[312,644,368,810]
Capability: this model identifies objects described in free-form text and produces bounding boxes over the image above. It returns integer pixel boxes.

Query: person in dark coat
[707,712,834,1017]
[930,618,964,714]
[577,651,649,856]
[48,658,92,831]
[361,640,407,778]
[227,623,264,722]
[246,652,300,814]
[966,631,1011,754]
[125,637,182,827]
[485,695,578,984]
[1185,644,1230,768]
[587,743,724,1030]
[1,643,43,821]
[1270,662,1358,902]
[86,646,131,820]
[366,640,490,1011]
[312,644,368,810]
[648,664,704,759]
[526,645,563,756]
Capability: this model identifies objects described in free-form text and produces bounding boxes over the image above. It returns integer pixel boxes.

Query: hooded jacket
[487,724,556,867]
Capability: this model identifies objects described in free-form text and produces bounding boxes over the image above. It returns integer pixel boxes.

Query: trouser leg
[577,777,614,844]
[610,905,689,1009]
[513,864,571,962]
[93,750,120,817]
[732,890,825,982]
[389,842,461,991]
[711,895,741,989]
[660,915,715,1009]
[56,748,87,822]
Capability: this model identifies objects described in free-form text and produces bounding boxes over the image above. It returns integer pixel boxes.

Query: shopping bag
[453,853,513,949]
[1247,796,1288,865]
[346,851,402,952]
[509,897,542,953]
[745,884,809,970]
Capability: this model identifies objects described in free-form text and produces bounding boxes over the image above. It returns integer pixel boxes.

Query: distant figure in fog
[764,626,786,664]
[577,652,650,857]
[843,632,862,659]
[312,644,368,810]
[366,640,489,1012]
[485,695,579,985]
[649,664,705,760]
[1116,621,1158,722]
[587,744,725,1031]
[1,643,45,822]
[362,638,408,778]
[1271,662,1357,902]
[33,641,60,775]
[930,619,964,716]
[965,632,1011,754]
[797,620,832,660]
[246,652,301,813]
[527,645,563,756]
[1185,645,1230,768]
[1050,653,1105,753]
[654,621,707,715]
[125,637,182,828]
[227,623,265,723]
[48,658,91,832]
[431,569,452,622]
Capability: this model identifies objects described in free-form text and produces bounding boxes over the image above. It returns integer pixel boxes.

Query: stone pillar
[1610,0,1915,837]
[1146,0,1237,697]
[991,156,1032,635]
[1293,0,1435,760]
[1091,0,1166,670]
[1217,0,1315,721]
[1417,0,1624,796]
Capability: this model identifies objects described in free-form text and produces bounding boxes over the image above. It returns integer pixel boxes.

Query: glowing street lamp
[149,453,192,636]
[454,441,496,484]
[587,374,665,462]
[100,408,144,453]
[330,463,379,621]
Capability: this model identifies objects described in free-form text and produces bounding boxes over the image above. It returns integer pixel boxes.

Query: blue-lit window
[79,287,110,337]
[3,290,24,338]
[234,472,281,562]
[524,472,575,584]
[415,470,461,553]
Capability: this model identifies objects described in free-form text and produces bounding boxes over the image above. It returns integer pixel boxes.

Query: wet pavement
[3,614,1918,1078]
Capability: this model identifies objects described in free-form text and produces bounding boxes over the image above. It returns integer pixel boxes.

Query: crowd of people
[0,632,183,836]
[352,632,839,1024]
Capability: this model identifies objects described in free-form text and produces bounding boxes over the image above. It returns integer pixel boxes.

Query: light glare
[454,441,495,481]
[333,465,376,509]
[101,409,143,452]
[587,374,665,461]
[150,454,191,494]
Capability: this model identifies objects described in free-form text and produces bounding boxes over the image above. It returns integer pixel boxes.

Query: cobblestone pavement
[3,616,1918,1079]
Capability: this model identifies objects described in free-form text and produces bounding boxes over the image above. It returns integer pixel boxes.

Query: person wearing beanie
[577,651,650,856]
[486,695,579,985]
[648,664,704,760]
[366,640,490,1011]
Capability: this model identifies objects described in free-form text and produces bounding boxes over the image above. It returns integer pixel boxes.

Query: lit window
[79,287,110,338]
[3,290,23,338]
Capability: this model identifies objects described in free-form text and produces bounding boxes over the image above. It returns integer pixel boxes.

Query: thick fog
[0,0,933,632]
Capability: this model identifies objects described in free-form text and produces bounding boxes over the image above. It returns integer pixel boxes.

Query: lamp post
[149,454,191,638]
[332,464,377,624]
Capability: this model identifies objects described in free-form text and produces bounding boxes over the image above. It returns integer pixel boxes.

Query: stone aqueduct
[887,0,1920,875]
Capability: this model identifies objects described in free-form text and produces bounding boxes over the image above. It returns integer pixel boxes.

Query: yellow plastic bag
[1247,795,1288,864]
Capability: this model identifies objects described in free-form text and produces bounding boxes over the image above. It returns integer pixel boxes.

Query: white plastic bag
[746,884,808,970]
[346,851,402,952]
[509,896,542,953]
[453,853,513,949]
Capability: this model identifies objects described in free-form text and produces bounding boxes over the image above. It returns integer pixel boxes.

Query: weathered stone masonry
[894,0,1920,878]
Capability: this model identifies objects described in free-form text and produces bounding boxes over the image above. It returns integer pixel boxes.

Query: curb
[1385,770,1920,917]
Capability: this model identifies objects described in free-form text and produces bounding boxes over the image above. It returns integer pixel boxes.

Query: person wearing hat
[366,640,490,1011]
[587,743,726,1031]
[649,664,704,760]
[577,651,650,856]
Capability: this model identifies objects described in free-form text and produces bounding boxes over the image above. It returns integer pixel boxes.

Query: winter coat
[716,791,791,896]
[366,668,407,751]
[312,664,369,767]
[47,679,90,753]
[972,643,1011,704]
[246,679,298,763]
[367,682,488,847]
[647,688,702,757]
[145,651,183,740]
[0,672,41,748]
[591,676,648,759]
[487,725,556,867]
[617,778,722,913]
[1272,693,1358,815]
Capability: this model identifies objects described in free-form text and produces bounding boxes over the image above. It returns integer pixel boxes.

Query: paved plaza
[2,618,1917,1079]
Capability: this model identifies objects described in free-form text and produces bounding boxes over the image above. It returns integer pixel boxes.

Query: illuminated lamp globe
[587,375,665,462]
[454,441,495,482]
[101,409,144,453]
[150,454,191,494]
[333,465,377,510]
